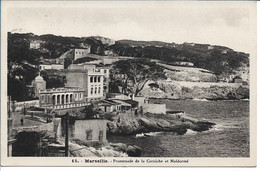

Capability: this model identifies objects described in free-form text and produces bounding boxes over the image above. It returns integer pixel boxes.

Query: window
[70,94,73,103]
[41,95,44,103]
[104,69,107,73]
[97,76,100,82]
[99,130,104,141]
[94,87,97,94]
[86,130,93,140]
[94,76,97,83]
[90,76,93,83]
[57,95,60,104]
[98,87,101,94]
[91,88,93,94]
[66,95,69,103]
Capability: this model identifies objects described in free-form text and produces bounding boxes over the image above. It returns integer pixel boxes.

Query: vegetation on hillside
[110,59,166,96]
[110,41,249,75]
[40,70,67,89]
[7,32,249,100]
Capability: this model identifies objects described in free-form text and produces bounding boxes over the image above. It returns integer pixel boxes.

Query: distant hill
[8,32,249,76]
[111,39,249,75]
[117,39,176,48]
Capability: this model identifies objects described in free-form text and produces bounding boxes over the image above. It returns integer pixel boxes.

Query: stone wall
[72,119,107,143]
[134,97,146,107]
[11,100,39,112]
[11,118,62,138]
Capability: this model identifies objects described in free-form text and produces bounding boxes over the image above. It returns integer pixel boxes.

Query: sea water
[107,100,250,157]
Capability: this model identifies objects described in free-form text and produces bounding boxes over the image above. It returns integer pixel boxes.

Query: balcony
[40,88,84,94]
[40,102,90,110]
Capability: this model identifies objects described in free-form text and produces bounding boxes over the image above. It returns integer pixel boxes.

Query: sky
[6,1,256,54]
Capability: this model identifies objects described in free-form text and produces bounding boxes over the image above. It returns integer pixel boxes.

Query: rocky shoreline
[141,83,249,101]
[103,112,216,136]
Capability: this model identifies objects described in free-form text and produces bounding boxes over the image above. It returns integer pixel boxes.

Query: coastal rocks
[106,113,143,135]
[141,82,249,100]
[105,111,215,136]
[139,118,160,130]
[191,121,216,132]
[68,140,129,157]
[110,143,142,157]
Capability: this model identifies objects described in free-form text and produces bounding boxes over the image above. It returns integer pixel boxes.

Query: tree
[40,70,67,89]
[81,104,98,119]
[111,58,166,96]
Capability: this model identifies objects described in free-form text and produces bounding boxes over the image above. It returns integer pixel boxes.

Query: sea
[107,99,250,157]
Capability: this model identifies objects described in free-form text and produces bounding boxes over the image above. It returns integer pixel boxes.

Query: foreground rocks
[103,112,215,136]
[49,139,141,157]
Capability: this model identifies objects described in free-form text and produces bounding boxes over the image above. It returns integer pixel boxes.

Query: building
[69,64,96,70]
[106,93,128,100]
[233,76,243,83]
[39,62,64,70]
[64,119,107,144]
[98,98,139,113]
[30,40,44,49]
[172,61,194,67]
[96,65,110,93]
[62,68,104,102]
[72,48,91,60]
[38,87,89,110]
[100,56,120,65]
[104,50,114,56]
[98,99,121,112]
[68,64,110,94]
[31,75,46,98]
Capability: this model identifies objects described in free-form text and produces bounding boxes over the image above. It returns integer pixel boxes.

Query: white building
[31,75,46,98]
[62,68,105,102]
[30,40,44,49]
[68,64,110,94]
[73,48,91,60]
[39,87,88,110]
[39,63,64,70]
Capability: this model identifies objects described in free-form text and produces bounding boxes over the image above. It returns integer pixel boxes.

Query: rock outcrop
[49,139,141,157]
[141,82,249,100]
[103,111,215,136]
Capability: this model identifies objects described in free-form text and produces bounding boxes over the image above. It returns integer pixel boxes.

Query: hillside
[118,39,176,48]
[110,40,249,75]
[8,32,249,101]
[8,32,249,76]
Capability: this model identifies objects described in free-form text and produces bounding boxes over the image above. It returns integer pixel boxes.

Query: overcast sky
[6,1,256,54]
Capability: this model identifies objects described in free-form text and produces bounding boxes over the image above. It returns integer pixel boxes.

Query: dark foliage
[111,58,166,95]
[110,41,249,75]
[40,70,67,89]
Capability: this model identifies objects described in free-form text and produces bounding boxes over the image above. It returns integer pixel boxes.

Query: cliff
[141,82,249,100]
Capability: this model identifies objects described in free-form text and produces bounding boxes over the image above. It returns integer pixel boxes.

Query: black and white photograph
[1,0,257,167]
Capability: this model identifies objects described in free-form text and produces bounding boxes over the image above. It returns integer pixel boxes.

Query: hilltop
[8,32,249,75]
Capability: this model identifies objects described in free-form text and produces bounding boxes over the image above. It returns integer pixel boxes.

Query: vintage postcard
[1,0,257,167]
